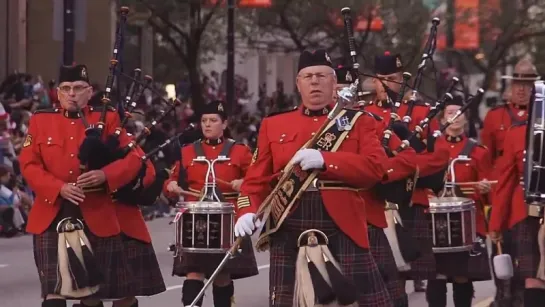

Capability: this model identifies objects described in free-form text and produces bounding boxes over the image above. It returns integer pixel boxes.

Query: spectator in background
[0,165,29,237]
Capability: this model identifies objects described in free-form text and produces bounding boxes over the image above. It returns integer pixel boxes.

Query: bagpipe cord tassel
[383,210,411,271]
[56,231,100,298]
[293,246,336,307]
[77,230,103,286]
[59,232,89,291]
[321,245,358,306]
[536,222,545,280]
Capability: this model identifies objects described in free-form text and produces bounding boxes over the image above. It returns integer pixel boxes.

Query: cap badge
[81,67,87,78]
[396,57,402,68]
[218,103,224,112]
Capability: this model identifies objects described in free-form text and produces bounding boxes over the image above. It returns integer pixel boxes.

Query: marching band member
[163,100,259,307]
[370,52,450,292]
[336,64,415,307]
[488,92,540,306]
[426,96,492,307]
[19,64,165,307]
[234,49,393,307]
[480,59,537,169]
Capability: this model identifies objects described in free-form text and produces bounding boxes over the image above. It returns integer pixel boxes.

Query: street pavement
[0,218,496,306]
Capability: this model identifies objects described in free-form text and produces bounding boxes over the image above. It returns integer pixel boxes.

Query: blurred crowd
[0,70,296,229]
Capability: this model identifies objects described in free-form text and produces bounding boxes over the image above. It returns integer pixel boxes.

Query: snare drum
[174,201,235,254]
[428,196,476,253]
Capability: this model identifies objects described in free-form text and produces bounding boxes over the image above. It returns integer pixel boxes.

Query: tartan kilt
[368,225,408,307]
[122,235,166,296]
[269,192,393,307]
[33,229,165,299]
[398,204,436,280]
[172,236,259,279]
[434,236,491,282]
[501,217,541,282]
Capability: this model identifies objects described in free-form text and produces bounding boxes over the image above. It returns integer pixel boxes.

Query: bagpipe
[76,6,195,206]
[402,17,440,126]
[341,8,416,209]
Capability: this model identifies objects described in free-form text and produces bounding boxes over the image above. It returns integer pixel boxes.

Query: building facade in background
[0,0,116,86]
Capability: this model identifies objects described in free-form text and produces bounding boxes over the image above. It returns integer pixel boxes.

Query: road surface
[0,218,496,306]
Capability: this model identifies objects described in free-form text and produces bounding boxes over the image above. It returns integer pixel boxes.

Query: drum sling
[191,139,237,201]
[255,109,363,251]
[53,200,102,298]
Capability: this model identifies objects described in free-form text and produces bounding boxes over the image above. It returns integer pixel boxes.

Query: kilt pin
[19,105,166,300]
[269,192,392,307]
[489,123,541,306]
[235,97,396,307]
[164,137,259,280]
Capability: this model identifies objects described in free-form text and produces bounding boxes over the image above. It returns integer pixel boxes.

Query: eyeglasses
[58,85,90,94]
[298,73,333,82]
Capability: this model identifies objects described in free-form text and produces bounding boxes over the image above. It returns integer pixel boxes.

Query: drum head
[176,201,234,208]
[428,196,475,212]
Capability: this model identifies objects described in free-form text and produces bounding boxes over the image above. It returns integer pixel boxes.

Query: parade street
[1,218,496,307]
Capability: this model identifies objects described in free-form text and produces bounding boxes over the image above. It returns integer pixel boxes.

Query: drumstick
[496,241,503,255]
[216,178,231,185]
[455,180,498,186]
[177,190,201,198]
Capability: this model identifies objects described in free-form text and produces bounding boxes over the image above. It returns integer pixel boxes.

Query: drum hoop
[176,201,235,211]
[428,197,475,212]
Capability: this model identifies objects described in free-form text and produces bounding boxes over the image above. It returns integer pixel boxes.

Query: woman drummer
[163,100,258,307]
[425,96,493,307]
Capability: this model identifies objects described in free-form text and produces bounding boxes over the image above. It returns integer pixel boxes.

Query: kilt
[434,236,491,282]
[122,235,166,296]
[33,229,166,299]
[502,217,541,282]
[172,236,259,279]
[368,225,408,307]
[398,204,436,281]
[269,192,393,307]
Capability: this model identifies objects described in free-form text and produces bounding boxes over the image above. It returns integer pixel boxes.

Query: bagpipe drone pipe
[77,6,129,173]
[341,7,418,208]
[401,87,485,194]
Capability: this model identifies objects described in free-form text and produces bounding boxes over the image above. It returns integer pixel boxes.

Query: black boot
[182,279,205,307]
[426,279,447,307]
[213,282,234,307]
[41,299,66,307]
[453,282,474,307]
[524,288,545,307]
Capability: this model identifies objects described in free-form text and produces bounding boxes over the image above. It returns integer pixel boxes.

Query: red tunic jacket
[19,106,154,243]
[488,124,529,232]
[434,135,492,236]
[236,105,389,248]
[360,111,418,228]
[480,103,528,171]
[163,139,253,205]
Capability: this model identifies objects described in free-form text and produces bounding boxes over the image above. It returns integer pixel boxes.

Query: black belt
[305,179,358,192]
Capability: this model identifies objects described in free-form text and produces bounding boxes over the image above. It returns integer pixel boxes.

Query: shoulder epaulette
[89,105,117,112]
[33,108,60,115]
[266,106,298,118]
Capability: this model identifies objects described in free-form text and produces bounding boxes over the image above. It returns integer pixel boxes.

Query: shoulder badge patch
[23,134,32,148]
[251,148,258,165]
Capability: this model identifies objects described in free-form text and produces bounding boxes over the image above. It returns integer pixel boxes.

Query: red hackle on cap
[384,51,390,56]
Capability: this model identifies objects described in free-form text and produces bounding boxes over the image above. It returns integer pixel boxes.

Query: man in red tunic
[368,52,450,293]
[235,49,394,306]
[480,59,538,170]
[20,65,165,307]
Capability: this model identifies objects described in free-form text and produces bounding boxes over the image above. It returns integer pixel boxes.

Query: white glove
[291,149,325,171]
[234,213,262,237]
